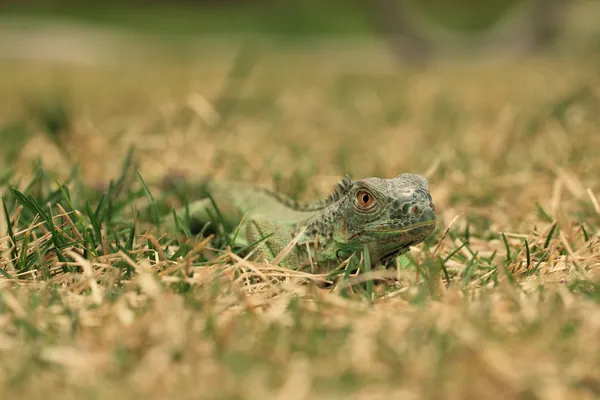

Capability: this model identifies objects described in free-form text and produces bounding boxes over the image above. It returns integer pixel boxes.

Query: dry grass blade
[431,212,464,258]
[587,188,600,214]
[65,250,104,304]
[271,226,307,266]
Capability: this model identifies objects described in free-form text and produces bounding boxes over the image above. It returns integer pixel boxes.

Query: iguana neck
[267,175,356,246]
[291,200,345,246]
[287,202,356,268]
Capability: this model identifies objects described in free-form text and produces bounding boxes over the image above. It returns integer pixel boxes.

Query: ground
[1,5,600,399]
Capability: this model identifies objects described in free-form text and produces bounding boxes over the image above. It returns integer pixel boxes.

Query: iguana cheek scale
[165,173,437,271]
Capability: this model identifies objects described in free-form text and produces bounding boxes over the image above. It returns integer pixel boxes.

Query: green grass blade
[362,244,373,303]
[501,233,511,262]
[2,197,19,266]
[544,222,557,249]
[205,191,232,247]
[126,220,136,252]
[536,202,553,223]
[137,170,160,227]
[524,239,531,271]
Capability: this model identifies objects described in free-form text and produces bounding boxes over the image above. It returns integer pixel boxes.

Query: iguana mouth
[347,220,436,241]
[365,206,437,234]
[367,220,437,233]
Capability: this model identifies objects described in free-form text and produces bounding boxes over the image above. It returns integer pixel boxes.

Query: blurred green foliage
[405,0,524,31]
[1,0,534,36]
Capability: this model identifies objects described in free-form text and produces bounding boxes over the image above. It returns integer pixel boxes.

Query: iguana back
[202,180,322,226]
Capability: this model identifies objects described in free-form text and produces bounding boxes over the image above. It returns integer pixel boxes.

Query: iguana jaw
[342,207,436,264]
[364,220,436,234]
[348,221,436,246]
[346,220,435,266]
[359,207,437,236]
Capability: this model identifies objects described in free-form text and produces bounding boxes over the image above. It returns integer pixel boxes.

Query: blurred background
[1,0,596,60]
[1,0,596,62]
[0,0,599,208]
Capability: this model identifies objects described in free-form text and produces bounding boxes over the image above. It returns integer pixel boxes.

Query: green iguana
[165,173,437,271]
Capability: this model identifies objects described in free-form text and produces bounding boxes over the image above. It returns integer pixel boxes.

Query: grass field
[1,6,600,399]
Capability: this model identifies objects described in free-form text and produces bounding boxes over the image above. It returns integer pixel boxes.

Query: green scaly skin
[164,174,437,271]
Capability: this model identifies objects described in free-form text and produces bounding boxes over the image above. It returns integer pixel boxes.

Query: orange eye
[357,190,374,208]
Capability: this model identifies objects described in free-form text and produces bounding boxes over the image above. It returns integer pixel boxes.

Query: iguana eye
[356,190,374,208]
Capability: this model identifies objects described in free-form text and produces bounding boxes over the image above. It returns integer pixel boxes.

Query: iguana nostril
[412,205,419,215]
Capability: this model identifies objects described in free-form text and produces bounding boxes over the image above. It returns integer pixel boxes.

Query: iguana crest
[261,175,354,212]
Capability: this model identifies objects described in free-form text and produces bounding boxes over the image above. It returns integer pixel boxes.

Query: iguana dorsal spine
[259,175,354,212]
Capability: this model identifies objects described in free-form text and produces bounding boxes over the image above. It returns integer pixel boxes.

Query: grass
[1,18,600,399]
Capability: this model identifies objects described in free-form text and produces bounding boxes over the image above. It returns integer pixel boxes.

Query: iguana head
[330,173,437,266]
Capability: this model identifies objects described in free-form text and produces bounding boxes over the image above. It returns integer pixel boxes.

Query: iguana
[164,173,437,271]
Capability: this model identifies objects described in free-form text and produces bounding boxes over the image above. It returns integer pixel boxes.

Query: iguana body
[166,174,437,271]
